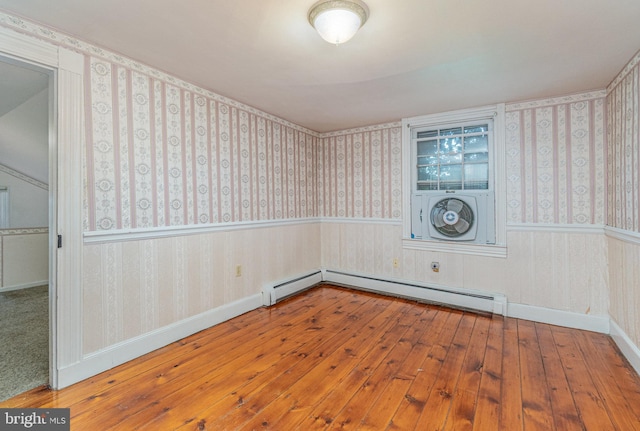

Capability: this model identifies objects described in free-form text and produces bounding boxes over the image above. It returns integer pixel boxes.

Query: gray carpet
[0,285,49,402]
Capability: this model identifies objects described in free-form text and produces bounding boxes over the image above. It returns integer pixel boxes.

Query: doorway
[0,54,54,401]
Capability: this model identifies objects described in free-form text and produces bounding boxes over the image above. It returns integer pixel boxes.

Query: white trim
[322,269,506,315]
[0,280,48,293]
[0,26,58,67]
[508,223,605,234]
[605,226,640,246]
[402,239,508,258]
[83,218,322,244]
[54,49,85,388]
[507,302,609,334]
[320,217,402,226]
[56,293,263,389]
[609,319,640,376]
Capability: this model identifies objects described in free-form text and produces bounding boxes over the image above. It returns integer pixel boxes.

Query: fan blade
[433,211,447,227]
[447,199,464,213]
[454,218,470,233]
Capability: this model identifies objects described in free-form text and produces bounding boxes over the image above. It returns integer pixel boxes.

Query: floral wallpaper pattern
[317,125,403,219]
[85,56,318,231]
[607,50,640,233]
[505,92,607,225]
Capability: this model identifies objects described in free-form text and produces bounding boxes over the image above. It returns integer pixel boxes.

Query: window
[401,104,507,257]
[414,122,491,191]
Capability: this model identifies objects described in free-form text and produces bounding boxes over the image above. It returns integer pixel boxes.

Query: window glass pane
[464,124,488,134]
[464,163,488,189]
[464,135,488,153]
[463,152,488,163]
[439,137,461,154]
[417,130,438,139]
[417,166,438,181]
[440,127,462,136]
[439,153,462,165]
[413,120,492,192]
[439,164,462,190]
[417,155,438,165]
[417,140,438,156]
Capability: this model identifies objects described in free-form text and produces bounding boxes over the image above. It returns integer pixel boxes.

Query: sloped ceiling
[0,58,49,184]
[0,59,48,117]
[0,0,639,132]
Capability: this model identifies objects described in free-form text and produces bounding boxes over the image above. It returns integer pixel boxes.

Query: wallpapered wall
[85,56,318,231]
[84,54,609,231]
[607,50,640,349]
[607,51,640,233]
[318,93,607,227]
[505,93,607,225]
[317,126,403,219]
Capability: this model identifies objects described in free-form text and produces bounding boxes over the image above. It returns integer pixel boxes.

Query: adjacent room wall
[0,229,48,291]
[0,88,49,184]
[0,83,49,291]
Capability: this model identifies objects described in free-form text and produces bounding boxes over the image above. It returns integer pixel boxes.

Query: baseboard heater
[323,269,507,315]
[262,270,324,306]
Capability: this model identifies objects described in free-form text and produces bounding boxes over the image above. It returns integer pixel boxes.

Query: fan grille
[430,198,475,237]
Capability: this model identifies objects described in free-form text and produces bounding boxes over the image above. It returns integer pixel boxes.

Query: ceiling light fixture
[308,0,369,45]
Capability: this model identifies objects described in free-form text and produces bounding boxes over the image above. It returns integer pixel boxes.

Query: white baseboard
[322,269,506,315]
[507,302,610,334]
[0,280,48,292]
[56,293,263,389]
[610,319,640,376]
[262,270,323,305]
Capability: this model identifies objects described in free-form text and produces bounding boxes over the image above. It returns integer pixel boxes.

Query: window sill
[402,238,507,258]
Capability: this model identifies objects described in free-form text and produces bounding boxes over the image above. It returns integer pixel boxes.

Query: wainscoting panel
[0,229,48,291]
[321,221,609,317]
[608,234,640,353]
[82,222,321,355]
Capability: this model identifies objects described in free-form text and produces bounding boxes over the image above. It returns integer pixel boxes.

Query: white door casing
[0,26,84,389]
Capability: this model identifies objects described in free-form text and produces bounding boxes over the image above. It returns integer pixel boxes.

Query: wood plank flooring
[3,284,640,430]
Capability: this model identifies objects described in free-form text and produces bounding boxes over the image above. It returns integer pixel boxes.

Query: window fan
[429,198,475,238]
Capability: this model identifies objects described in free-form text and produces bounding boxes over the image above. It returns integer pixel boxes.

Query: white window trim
[401,104,507,257]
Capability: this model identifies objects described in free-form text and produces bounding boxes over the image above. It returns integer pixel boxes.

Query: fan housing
[430,198,475,238]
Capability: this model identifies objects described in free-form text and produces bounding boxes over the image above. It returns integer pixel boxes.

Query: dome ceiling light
[308,0,369,45]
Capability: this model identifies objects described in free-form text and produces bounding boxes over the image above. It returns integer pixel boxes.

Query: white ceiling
[0,0,639,132]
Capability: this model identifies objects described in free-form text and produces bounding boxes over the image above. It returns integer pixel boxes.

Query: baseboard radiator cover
[262,270,324,306]
[322,269,507,315]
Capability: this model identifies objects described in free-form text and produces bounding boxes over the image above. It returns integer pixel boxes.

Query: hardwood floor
[3,284,640,430]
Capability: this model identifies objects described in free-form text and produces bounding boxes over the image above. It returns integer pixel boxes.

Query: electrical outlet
[393,258,399,268]
[431,262,440,273]
[235,265,242,277]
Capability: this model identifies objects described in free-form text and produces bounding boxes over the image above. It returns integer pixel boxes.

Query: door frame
[0,26,84,389]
